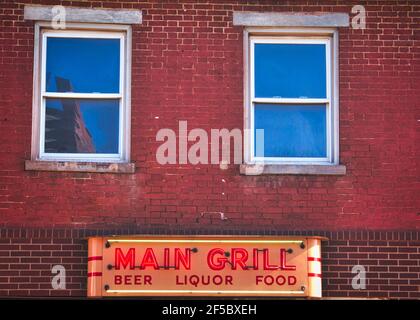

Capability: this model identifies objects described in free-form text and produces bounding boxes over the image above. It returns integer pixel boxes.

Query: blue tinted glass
[46,37,120,93]
[45,99,119,154]
[254,43,326,98]
[254,104,326,158]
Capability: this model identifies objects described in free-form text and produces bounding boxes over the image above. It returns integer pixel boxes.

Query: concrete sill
[240,164,346,176]
[25,160,135,174]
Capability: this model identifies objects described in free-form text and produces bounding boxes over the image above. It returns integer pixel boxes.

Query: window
[245,33,340,168]
[33,27,130,163]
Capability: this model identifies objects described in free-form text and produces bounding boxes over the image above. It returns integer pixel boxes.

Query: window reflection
[45,97,119,154]
[46,37,120,93]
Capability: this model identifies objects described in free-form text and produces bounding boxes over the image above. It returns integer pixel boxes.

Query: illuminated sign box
[87,236,325,298]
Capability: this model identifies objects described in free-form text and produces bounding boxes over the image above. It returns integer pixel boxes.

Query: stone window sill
[240,164,346,176]
[25,160,135,174]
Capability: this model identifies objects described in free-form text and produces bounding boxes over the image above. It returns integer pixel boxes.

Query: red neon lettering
[115,248,135,270]
[231,248,248,270]
[174,248,191,270]
[263,249,277,270]
[280,248,296,271]
[253,249,259,269]
[207,248,227,270]
[163,248,170,269]
[140,248,159,270]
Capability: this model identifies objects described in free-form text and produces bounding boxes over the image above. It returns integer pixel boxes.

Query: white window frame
[31,22,132,163]
[244,28,339,166]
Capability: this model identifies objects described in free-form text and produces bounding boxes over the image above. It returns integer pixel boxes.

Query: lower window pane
[44,99,120,154]
[254,104,327,158]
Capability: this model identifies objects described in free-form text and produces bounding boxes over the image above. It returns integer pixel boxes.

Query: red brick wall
[0,228,419,299]
[0,0,418,231]
[0,0,419,298]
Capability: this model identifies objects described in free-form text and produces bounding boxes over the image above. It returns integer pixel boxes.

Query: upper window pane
[45,37,120,93]
[254,43,326,99]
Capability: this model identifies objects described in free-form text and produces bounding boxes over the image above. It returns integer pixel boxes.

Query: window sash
[249,36,333,164]
[39,98,123,160]
[41,30,125,95]
[251,102,330,162]
[38,30,126,161]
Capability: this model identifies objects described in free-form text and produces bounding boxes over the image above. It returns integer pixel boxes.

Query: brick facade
[0,0,419,298]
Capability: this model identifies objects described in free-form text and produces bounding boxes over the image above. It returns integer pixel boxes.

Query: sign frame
[87,235,326,298]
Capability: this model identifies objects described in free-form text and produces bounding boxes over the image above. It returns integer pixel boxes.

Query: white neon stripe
[106,289,305,295]
[106,239,304,244]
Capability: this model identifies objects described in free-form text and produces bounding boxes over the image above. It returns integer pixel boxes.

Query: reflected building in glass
[45,77,95,153]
